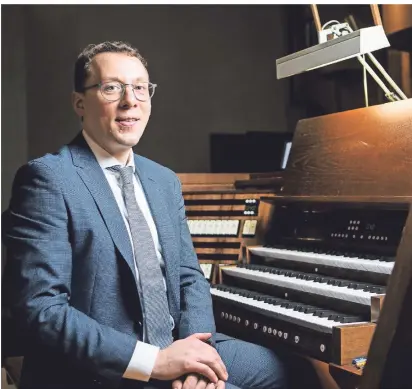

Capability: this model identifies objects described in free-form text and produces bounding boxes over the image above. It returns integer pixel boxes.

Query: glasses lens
[100,81,156,101]
[133,82,155,100]
[100,82,123,101]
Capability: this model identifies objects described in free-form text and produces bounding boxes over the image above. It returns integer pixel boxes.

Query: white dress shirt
[83,130,168,382]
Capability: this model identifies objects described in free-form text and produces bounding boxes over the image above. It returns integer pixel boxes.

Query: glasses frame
[82,81,157,102]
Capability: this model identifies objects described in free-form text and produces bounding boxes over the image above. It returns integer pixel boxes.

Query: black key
[379,256,394,262]
[336,315,363,323]
[304,274,316,281]
[265,297,284,306]
[303,306,320,314]
[292,303,309,311]
[281,302,300,309]
[315,310,339,318]
[313,309,337,317]
[347,282,370,290]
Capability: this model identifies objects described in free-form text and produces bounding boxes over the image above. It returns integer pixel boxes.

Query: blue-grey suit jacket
[3,133,216,388]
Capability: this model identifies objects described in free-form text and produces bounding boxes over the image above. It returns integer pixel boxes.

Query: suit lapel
[134,155,179,315]
[69,134,137,281]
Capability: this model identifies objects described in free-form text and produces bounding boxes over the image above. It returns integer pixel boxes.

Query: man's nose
[120,85,138,107]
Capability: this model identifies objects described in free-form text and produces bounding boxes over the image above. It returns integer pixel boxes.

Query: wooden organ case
[210,99,412,388]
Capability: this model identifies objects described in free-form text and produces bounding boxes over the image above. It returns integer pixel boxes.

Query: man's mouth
[115,117,139,126]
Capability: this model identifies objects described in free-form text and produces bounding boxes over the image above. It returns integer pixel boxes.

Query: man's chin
[112,130,144,148]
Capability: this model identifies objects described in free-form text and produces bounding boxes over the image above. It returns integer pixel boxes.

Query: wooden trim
[401,52,411,97]
[331,323,376,365]
[199,260,238,265]
[178,173,251,185]
[370,294,385,323]
[196,248,239,255]
[310,4,322,32]
[186,205,245,211]
[192,237,241,243]
[184,193,274,200]
[370,4,383,26]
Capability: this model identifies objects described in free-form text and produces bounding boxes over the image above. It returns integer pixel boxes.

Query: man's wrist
[123,341,160,381]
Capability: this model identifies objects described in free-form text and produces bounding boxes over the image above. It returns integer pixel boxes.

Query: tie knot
[107,165,134,186]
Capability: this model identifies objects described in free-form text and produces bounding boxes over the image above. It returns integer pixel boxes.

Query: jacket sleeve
[2,161,136,385]
[173,174,217,344]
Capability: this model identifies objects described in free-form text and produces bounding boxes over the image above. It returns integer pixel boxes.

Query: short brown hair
[74,41,148,92]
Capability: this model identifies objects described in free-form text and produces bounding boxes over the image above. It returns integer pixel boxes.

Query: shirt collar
[82,129,135,172]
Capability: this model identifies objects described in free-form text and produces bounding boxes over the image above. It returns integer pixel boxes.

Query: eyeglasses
[82,81,157,102]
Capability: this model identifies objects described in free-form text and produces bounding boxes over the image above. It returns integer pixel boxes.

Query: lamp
[276,4,408,102]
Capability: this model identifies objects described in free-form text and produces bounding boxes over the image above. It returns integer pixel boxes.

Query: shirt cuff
[123,341,160,382]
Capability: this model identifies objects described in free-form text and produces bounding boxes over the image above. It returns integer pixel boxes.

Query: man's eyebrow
[101,76,149,83]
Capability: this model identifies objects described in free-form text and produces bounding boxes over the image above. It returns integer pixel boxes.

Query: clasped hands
[152,333,227,389]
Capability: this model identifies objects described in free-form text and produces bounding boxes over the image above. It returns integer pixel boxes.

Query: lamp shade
[276,25,390,79]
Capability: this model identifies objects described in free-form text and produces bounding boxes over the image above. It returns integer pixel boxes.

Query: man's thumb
[189,332,212,341]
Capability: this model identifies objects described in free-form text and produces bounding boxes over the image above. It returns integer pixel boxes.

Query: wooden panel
[198,260,238,265]
[329,363,362,389]
[185,205,245,211]
[196,248,239,255]
[370,294,385,323]
[186,216,258,220]
[283,99,412,197]
[331,323,376,365]
[178,173,283,193]
[360,204,412,389]
[183,188,276,285]
[182,184,237,192]
[178,173,251,185]
[192,237,241,243]
[184,193,275,200]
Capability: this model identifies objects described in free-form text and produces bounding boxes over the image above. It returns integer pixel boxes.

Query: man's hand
[151,333,228,383]
[172,374,226,389]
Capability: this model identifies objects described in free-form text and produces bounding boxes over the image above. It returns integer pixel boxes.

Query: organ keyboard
[212,197,409,364]
[209,99,412,387]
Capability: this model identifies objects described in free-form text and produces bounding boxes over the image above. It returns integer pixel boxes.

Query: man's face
[73,52,151,157]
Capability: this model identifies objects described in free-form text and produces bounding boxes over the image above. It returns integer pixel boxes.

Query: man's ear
[72,92,85,117]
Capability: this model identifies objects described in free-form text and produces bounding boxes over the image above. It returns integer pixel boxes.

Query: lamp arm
[344,23,408,101]
[366,52,408,100]
[356,55,397,102]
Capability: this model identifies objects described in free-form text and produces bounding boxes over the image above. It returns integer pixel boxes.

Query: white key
[249,246,393,275]
[223,267,378,306]
[211,288,366,334]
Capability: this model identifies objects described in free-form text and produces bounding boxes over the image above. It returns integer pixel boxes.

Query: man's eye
[103,84,121,93]
[135,84,148,91]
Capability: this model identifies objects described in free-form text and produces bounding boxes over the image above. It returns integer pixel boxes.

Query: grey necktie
[108,165,173,349]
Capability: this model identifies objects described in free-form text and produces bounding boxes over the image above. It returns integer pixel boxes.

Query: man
[2,41,285,389]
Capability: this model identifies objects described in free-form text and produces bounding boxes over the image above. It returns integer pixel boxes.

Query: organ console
[209,99,412,388]
[178,173,282,283]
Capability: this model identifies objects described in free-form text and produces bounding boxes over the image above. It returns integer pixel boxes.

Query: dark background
[2,4,410,212]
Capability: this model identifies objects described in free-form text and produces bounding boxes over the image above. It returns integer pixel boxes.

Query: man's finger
[195,377,208,389]
[172,379,183,389]
[197,358,228,382]
[183,374,199,389]
[189,363,218,384]
[216,380,225,389]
